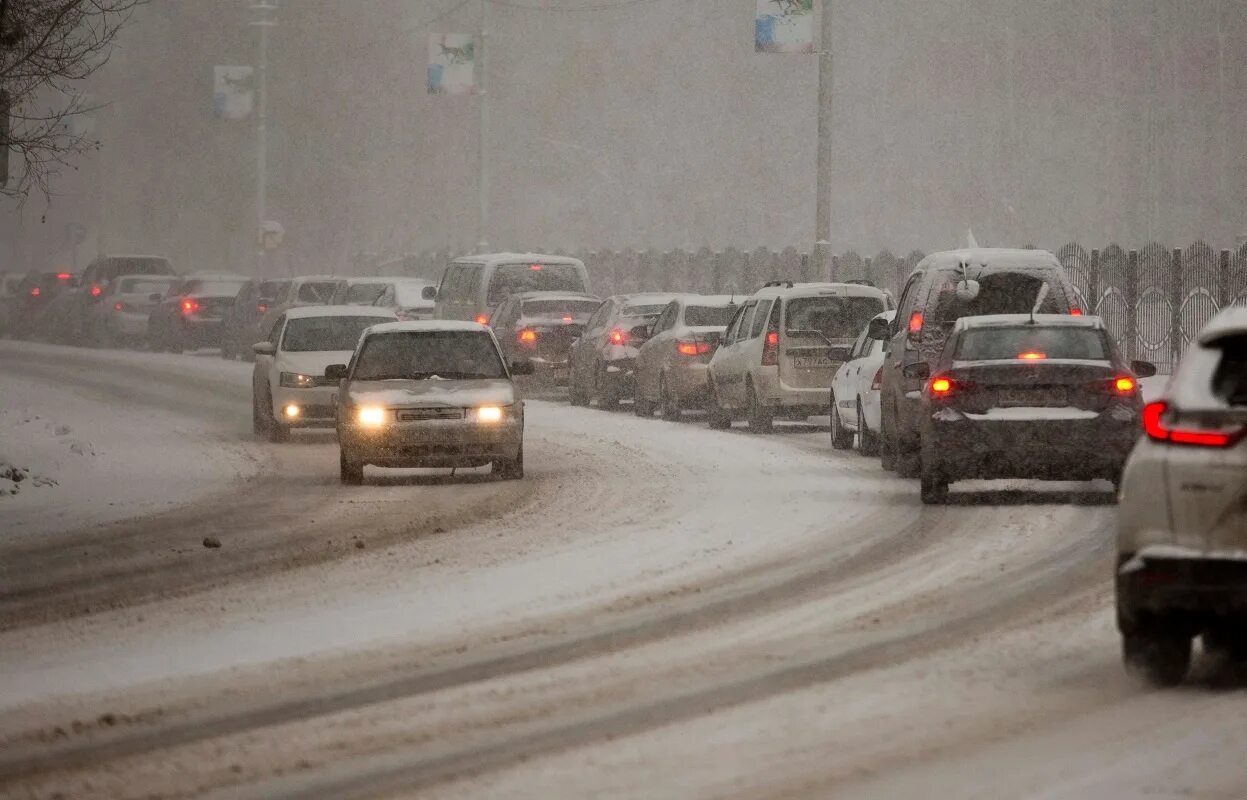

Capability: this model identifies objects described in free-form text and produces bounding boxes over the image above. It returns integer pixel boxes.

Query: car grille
[398,408,464,421]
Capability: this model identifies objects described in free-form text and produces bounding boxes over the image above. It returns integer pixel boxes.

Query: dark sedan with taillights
[147,273,248,353]
[489,291,600,385]
[910,314,1156,503]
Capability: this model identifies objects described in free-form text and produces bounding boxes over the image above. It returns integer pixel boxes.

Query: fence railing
[379,240,1247,372]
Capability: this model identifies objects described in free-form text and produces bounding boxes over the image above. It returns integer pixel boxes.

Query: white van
[433,253,591,325]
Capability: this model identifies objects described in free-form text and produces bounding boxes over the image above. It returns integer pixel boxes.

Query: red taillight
[676,340,712,356]
[871,367,883,391]
[89,285,103,298]
[929,376,954,396]
[1018,351,1047,361]
[1143,400,1245,448]
[475,314,490,325]
[113,301,127,312]
[562,315,573,323]
[1070,308,1084,317]
[518,328,538,346]
[766,331,779,347]
[908,311,924,336]
[181,299,200,315]
[608,328,628,346]
[1114,376,1136,394]
[529,264,543,271]
[56,272,71,281]
[30,286,41,297]
[761,330,779,366]
[257,303,268,313]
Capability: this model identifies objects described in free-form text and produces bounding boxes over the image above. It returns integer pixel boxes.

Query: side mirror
[324,364,348,381]
[1131,360,1158,379]
[510,360,535,376]
[629,324,650,343]
[421,286,437,301]
[253,341,276,357]
[866,317,891,341]
[902,362,931,380]
[149,293,163,302]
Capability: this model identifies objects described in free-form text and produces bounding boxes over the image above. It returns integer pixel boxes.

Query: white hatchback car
[830,310,895,454]
[252,305,397,441]
[1116,306,1247,686]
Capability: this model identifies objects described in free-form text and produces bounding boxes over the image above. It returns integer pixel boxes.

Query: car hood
[346,378,516,408]
[277,350,355,375]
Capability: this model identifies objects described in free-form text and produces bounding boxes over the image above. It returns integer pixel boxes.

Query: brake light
[608,328,628,346]
[1114,376,1136,394]
[762,319,780,366]
[56,272,71,281]
[766,331,779,347]
[1070,308,1083,317]
[908,311,924,336]
[929,376,954,396]
[871,367,883,391]
[562,315,573,323]
[114,301,128,312]
[1018,351,1047,361]
[676,340,712,356]
[257,303,268,313]
[89,285,103,298]
[475,314,490,325]
[518,328,538,346]
[1143,400,1245,448]
[181,299,200,315]
[530,264,543,271]
[29,286,41,297]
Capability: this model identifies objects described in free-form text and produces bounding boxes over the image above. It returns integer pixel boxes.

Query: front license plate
[793,356,833,369]
[998,388,1064,406]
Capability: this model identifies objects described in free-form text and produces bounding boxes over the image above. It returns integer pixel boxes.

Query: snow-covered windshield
[522,299,600,319]
[297,281,341,304]
[622,304,668,318]
[488,264,585,305]
[352,331,505,380]
[956,327,1108,361]
[117,277,176,295]
[932,271,1064,323]
[684,305,737,327]
[785,296,883,338]
[180,279,247,296]
[281,316,384,353]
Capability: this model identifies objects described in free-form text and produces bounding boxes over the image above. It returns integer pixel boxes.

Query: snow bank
[0,410,92,498]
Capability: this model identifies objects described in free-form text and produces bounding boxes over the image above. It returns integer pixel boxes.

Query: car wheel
[633,394,655,417]
[493,445,524,480]
[339,451,364,485]
[880,404,898,472]
[858,400,880,456]
[896,429,921,478]
[262,390,289,443]
[919,454,949,504]
[595,363,619,410]
[746,382,773,434]
[252,392,266,436]
[1123,627,1191,687]
[830,404,853,450]
[659,375,681,421]
[707,381,732,430]
[569,371,590,406]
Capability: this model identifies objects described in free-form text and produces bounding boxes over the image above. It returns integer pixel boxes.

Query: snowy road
[1,341,1245,799]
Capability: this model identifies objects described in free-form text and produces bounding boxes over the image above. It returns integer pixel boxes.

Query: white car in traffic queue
[830,310,895,454]
[1116,306,1247,687]
[329,321,534,484]
[252,305,398,442]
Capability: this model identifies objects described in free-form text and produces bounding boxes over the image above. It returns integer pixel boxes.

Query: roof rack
[762,280,795,289]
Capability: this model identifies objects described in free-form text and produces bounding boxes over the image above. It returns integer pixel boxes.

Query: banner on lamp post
[428,34,477,95]
[213,66,255,120]
[755,0,815,53]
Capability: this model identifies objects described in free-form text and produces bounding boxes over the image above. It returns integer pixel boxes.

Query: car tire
[569,373,590,407]
[830,404,853,450]
[659,375,682,421]
[920,457,949,504]
[595,363,619,410]
[339,451,364,485]
[1123,627,1191,687]
[261,390,289,443]
[707,382,732,430]
[493,445,524,480]
[896,437,921,479]
[252,392,266,436]
[858,400,880,456]
[746,382,773,434]
[880,405,898,472]
[633,395,655,417]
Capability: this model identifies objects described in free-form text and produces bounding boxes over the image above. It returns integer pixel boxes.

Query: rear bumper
[1118,554,1247,621]
[601,356,637,397]
[757,371,832,413]
[339,419,523,468]
[669,363,713,401]
[109,311,149,337]
[923,411,1136,479]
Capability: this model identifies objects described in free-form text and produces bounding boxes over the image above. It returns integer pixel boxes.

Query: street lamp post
[813,0,834,280]
[250,2,277,276]
[477,0,490,254]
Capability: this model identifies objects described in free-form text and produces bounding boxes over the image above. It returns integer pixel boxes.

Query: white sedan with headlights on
[328,321,534,484]
[252,305,397,442]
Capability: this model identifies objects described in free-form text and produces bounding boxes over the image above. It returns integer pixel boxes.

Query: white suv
[706,282,891,432]
[1116,306,1247,686]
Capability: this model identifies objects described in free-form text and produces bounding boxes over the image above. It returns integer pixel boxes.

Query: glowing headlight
[476,405,504,424]
[357,406,387,426]
[283,404,301,418]
[280,372,315,388]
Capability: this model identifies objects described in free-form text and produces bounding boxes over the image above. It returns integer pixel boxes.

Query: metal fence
[382,240,1247,372]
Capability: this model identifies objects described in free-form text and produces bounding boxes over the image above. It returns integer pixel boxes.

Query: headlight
[280,372,316,388]
[357,406,387,426]
[473,405,506,424]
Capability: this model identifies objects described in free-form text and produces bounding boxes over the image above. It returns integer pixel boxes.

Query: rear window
[1211,334,1247,406]
[488,263,586,305]
[394,282,435,307]
[684,305,738,327]
[785,296,884,339]
[118,277,176,295]
[522,299,600,318]
[281,316,385,353]
[345,283,389,305]
[931,271,1065,324]
[955,327,1109,361]
[98,258,173,280]
[297,281,341,303]
[259,280,290,298]
[181,278,246,296]
[621,304,668,318]
[353,331,505,381]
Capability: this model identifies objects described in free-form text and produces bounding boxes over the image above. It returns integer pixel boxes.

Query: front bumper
[1118,552,1247,622]
[339,417,523,468]
[923,407,1137,480]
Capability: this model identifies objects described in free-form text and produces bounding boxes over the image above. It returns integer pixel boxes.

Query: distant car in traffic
[878,248,1081,476]
[62,255,177,345]
[1116,306,1247,687]
[329,321,532,484]
[706,281,891,432]
[147,274,248,352]
[433,253,591,325]
[370,278,437,321]
[568,293,683,408]
[632,295,738,419]
[87,274,179,347]
[908,313,1154,504]
[251,305,397,442]
[253,275,349,351]
[221,278,292,360]
[9,271,78,340]
[489,291,601,385]
[0,271,25,336]
[330,276,393,306]
[830,310,895,453]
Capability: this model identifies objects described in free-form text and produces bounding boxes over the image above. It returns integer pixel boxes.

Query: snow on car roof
[452,252,585,267]
[515,290,600,301]
[954,313,1104,331]
[754,282,888,299]
[920,248,1062,270]
[1196,306,1247,345]
[284,304,398,320]
[291,275,344,282]
[365,320,490,335]
[684,294,741,306]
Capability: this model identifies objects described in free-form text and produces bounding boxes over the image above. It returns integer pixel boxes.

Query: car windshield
[956,327,1109,361]
[281,316,385,353]
[684,305,737,327]
[352,330,506,380]
[488,263,585,305]
[180,278,246,296]
[118,277,176,295]
[521,299,600,319]
[1212,334,1247,406]
[785,296,884,338]
[297,281,340,303]
[345,283,389,304]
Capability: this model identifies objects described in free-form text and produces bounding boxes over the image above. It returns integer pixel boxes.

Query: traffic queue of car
[6,250,1243,687]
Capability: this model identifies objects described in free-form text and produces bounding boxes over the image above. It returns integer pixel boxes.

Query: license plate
[998,388,1065,406]
[792,355,833,369]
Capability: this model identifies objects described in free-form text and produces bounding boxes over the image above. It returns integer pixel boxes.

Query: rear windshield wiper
[786,329,835,346]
